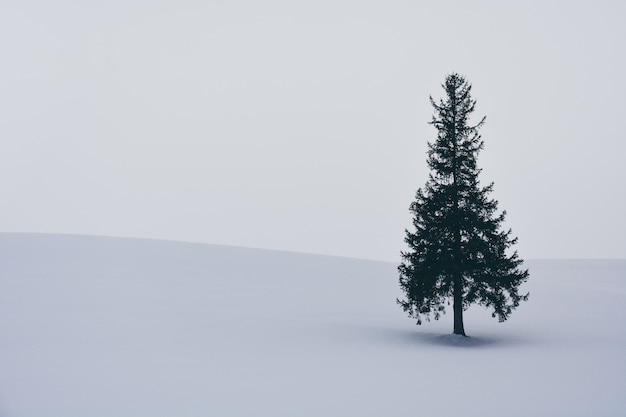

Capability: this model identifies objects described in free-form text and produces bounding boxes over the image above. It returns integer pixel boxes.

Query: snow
[0,233,624,417]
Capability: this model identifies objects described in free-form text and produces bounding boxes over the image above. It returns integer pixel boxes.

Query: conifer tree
[398,73,528,336]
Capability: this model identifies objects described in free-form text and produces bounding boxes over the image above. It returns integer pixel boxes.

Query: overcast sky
[1,0,624,261]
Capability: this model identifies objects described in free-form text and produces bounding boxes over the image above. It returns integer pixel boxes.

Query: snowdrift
[0,233,624,416]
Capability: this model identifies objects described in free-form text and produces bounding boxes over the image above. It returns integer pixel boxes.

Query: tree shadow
[409,331,500,348]
[329,322,534,349]
[367,326,529,349]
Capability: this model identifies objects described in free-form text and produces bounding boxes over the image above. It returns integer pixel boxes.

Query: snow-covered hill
[0,233,624,416]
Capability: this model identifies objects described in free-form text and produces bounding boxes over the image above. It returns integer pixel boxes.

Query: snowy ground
[0,233,624,417]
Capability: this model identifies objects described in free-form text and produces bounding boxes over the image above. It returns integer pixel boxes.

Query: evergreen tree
[398,73,529,336]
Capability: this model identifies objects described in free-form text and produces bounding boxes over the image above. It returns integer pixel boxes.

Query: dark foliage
[398,73,529,336]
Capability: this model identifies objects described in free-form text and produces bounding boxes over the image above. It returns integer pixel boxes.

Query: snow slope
[0,233,624,417]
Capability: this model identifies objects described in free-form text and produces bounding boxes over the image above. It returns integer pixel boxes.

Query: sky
[0,0,624,261]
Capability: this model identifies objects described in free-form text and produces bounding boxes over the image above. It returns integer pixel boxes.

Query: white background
[1,0,624,261]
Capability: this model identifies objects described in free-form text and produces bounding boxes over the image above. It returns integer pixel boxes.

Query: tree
[398,73,528,336]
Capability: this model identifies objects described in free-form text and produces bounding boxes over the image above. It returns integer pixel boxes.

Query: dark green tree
[398,73,528,336]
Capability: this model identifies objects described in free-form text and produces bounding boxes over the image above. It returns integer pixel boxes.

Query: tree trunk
[453,275,466,336]
[450,88,466,337]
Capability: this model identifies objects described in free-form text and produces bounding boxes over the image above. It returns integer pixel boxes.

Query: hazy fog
[1,0,624,261]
